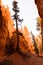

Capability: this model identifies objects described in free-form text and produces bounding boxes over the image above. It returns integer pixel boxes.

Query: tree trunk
[15,12,19,50]
[41,21,43,52]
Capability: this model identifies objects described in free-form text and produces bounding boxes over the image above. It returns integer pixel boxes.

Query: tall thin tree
[31,31,39,55]
[12,0,23,50]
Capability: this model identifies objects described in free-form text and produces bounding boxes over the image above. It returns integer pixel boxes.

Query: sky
[2,0,39,35]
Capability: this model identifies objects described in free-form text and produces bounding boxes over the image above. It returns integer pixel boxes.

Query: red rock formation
[22,26,34,53]
[0,1,15,58]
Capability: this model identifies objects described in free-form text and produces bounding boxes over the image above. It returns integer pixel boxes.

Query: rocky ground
[0,52,43,65]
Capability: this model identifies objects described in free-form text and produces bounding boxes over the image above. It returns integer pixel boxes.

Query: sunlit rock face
[0,1,34,57]
[10,26,34,55]
[0,4,15,57]
[0,7,9,57]
[1,5,15,38]
[22,26,34,53]
[10,31,32,56]
[0,25,8,57]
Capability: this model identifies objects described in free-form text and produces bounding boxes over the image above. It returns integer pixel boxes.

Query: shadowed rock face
[35,0,43,18]
[35,0,43,51]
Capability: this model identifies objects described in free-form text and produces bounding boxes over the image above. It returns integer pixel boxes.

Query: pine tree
[12,0,23,51]
[31,31,39,55]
